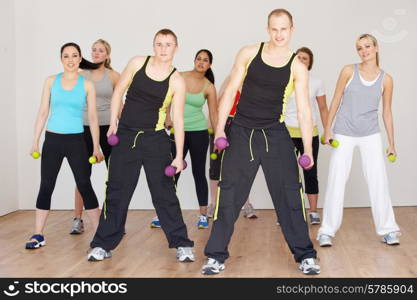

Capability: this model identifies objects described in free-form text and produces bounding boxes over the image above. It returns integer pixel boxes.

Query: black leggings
[291,136,319,194]
[36,131,99,210]
[83,125,112,172]
[209,117,233,180]
[171,130,209,207]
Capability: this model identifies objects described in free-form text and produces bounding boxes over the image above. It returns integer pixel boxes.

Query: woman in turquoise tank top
[151,49,218,229]
[71,39,121,235]
[26,42,104,250]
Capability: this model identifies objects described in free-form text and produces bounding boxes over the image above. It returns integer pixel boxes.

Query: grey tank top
[83,69,113,126]
[333,64,384,137]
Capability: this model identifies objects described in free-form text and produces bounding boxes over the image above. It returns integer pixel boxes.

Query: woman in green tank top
[151,49,218,230]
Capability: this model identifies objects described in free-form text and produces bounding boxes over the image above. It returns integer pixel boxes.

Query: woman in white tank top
[318,34,400,247]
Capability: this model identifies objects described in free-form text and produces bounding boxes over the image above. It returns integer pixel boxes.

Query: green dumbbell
[88,156,97,164]
[321,136,339,148]
[31,151,41,159]
[210,152,218,160]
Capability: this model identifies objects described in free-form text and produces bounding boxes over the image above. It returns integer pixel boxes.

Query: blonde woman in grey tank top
[71,39,120,234]
[317,34,400,247]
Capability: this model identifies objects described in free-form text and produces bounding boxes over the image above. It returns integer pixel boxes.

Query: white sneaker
[243,203,257,219]
[382,232,400,245]
[202,258,225,275]
[87,247,112,261]
[176,247,195,262]
[299,258,320,275]
[70,218,84,234]
[309,212,321,225]
[318,234,332,247]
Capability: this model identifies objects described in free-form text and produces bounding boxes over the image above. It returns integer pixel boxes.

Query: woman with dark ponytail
[25,42,104,250]
[70,39,120,234]
[151,49,218,229]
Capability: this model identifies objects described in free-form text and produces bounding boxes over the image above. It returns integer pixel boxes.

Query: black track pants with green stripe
[91,127,194,251]
[204,123,316,263]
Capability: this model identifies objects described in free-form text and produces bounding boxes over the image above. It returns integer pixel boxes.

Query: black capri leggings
[83,125,112,173]
[171,130,209,207]
[291,135,320,194]
[36,131,99,210]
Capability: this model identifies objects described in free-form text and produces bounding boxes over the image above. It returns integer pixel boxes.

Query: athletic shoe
[309,212,321,225]
[70,218,84,234]
[276,220,280,226]
[299,258,320,275]
[197,215,209,229]
[382,232,400,245]
[176,247,195,262]
[201,258,225,275]
[150,216,161,228]
[318,234,332,247]
[25,234,46,249]
[87,247,112,261]
[207,204,215,218]
[243,203,258,219]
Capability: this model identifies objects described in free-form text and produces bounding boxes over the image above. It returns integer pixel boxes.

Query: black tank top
[119,56,176,131]
[233,43,296,129]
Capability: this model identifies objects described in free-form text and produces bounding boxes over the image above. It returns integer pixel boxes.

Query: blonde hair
[357,33,379,66]
[268,8,293,27]
[93,39,113,70]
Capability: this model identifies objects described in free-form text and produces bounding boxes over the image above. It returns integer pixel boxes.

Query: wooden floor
[0,208,416,278]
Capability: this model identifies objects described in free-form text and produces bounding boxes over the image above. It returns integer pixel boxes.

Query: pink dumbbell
[164,160,188,177]
[298,155,312,170]
[107,134,119,146]
[215,137,229,150]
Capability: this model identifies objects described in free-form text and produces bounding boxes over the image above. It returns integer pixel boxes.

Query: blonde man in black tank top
[202,9,320,275]
[87,29,194,262]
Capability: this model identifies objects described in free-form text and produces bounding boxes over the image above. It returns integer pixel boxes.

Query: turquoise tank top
[184,82,208,131]
[46,73,86,134]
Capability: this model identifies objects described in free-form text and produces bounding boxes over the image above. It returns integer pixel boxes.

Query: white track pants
[318,133,400,238]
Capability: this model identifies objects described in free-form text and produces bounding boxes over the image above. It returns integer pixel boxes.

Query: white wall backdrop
[10,0,417,210]
[0,0,18,216]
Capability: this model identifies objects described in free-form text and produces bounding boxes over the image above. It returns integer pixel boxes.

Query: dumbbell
[214,137,229,150]
[107,134,119,146]
[387,153,397,163]
[298,154,312,170]
[164,160,188,177]
[320,136,340,148]
[210,151,219,160]
[88,156,97,164]
[31,151,41,159]
[208,128,214,135]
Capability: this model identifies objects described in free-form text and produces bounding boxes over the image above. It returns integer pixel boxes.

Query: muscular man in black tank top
[202,9,320,275]
[87,29,195,263]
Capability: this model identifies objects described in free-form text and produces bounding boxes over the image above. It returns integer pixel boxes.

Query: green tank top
[184,82,208,131]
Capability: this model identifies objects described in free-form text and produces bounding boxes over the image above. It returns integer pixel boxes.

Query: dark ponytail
[60,42,101,70]
[195,49,215,84]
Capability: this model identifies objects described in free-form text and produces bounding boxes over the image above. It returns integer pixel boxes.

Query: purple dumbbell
[107,134,119,146]
[164,160,188,177]
[298,154,311,170]
[215,137,229,150]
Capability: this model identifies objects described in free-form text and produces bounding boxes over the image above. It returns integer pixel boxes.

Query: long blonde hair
[93,39,113,70]
[357,33,379,66]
